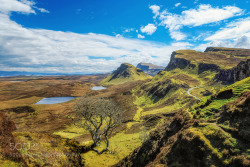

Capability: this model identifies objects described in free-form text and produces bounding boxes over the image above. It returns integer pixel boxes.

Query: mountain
[100,63,152,86]
[166,47,250,72]
[115,47,250,167]
[136,63,165,76]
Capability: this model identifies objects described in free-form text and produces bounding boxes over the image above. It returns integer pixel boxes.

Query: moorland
[0,47,249,167]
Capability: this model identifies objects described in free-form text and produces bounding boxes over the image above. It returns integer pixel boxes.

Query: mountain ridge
[100,63,152,86]
[136,63,165,76]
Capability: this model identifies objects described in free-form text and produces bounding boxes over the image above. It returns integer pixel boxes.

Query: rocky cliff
[216,59,250,83]
[165,48,250,74]
[136,63,165,76]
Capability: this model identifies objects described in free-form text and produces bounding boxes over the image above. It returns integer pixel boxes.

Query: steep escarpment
[216,59,250,83]
[166,48,250,74]
[137,63,165,76]
[100,63,152,86]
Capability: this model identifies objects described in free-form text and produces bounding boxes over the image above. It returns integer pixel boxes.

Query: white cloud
[140,24,157,35]
[37,7,49,13]
[194,36,250,51]
[0,0,35,14]
[0,0,49,14]
[175,3,181,7]
[169,31,187,40]
[205,17,250,41]
[0,13,192,73]
[124,28,134,33]
[149,5,160,19]
[157,4,243,40]
[137,34,145,39]
[181,5,242,26]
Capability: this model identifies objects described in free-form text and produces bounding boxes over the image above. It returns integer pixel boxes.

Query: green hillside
[100,63,152,86]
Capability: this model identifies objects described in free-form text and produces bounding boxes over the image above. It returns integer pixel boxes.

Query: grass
[0,160,22,167]
[0,96,42,110]
[193,77,250,120]
[220,77,250,96]
[174,49,249,70]
[188,124,239,164]
[13,132,73,167]
[82,132,143,167]
[133,106,143,122]
[100,63,152,86]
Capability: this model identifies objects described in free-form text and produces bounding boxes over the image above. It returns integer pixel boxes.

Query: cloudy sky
[0,0,250,74]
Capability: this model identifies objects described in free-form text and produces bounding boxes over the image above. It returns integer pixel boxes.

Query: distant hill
[166,47,250,72]
[100,63,152,86]
[136,63,165,76]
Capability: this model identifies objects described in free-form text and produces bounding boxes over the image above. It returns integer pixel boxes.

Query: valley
[0,47,249,167]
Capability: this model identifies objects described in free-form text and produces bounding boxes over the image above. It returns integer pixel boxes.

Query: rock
[165,52,195,71]
[136,63,165,76]
[216,59,250,83]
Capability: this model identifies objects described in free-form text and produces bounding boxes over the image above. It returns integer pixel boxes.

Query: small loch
[91,86,107,90]
[35,97,77,104]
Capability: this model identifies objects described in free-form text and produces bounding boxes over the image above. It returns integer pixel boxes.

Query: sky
[0,0,250,74]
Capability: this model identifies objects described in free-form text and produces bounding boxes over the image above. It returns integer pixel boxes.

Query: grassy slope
[100,63,152,86]
[175,48,250,70]
[122,48,250,166]
[1,48,249,167]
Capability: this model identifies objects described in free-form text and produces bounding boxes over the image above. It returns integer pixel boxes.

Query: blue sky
[0,0,250,74]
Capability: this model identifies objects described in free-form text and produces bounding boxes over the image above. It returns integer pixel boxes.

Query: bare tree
[73,97,124,154]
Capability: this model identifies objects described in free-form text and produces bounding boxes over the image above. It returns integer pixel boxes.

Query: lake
[91,86,107,90]
[35,97,77,104]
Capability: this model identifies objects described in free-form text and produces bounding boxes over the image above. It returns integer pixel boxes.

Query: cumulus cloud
[169,31,187,40]
[156,4,243,40]
[0,0,35,14]
[149,5,160,19]
[194,35,250,51]
[0,0,49,14]
[0,12,192,73]
[205,17,250,41]
[137,34,145,39]
[140,24,157,35]
[175,3,181,7]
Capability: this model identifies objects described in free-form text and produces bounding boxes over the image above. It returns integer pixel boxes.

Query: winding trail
[187,86,202,101]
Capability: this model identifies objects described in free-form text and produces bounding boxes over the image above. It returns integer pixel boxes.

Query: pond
[35,97,77,104]
[91,86,107,90]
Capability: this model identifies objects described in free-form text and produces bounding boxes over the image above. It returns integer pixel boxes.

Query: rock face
[100,63,152,86]
[216,59,250,83]
[165,52,194,71]
[165,51,220,74]
[165,48,250,82]
[136,63,165,76]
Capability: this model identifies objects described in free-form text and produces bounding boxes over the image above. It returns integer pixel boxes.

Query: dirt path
[187,86,201,101]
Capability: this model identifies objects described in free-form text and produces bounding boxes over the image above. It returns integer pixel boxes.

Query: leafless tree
[73,97,124,154]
